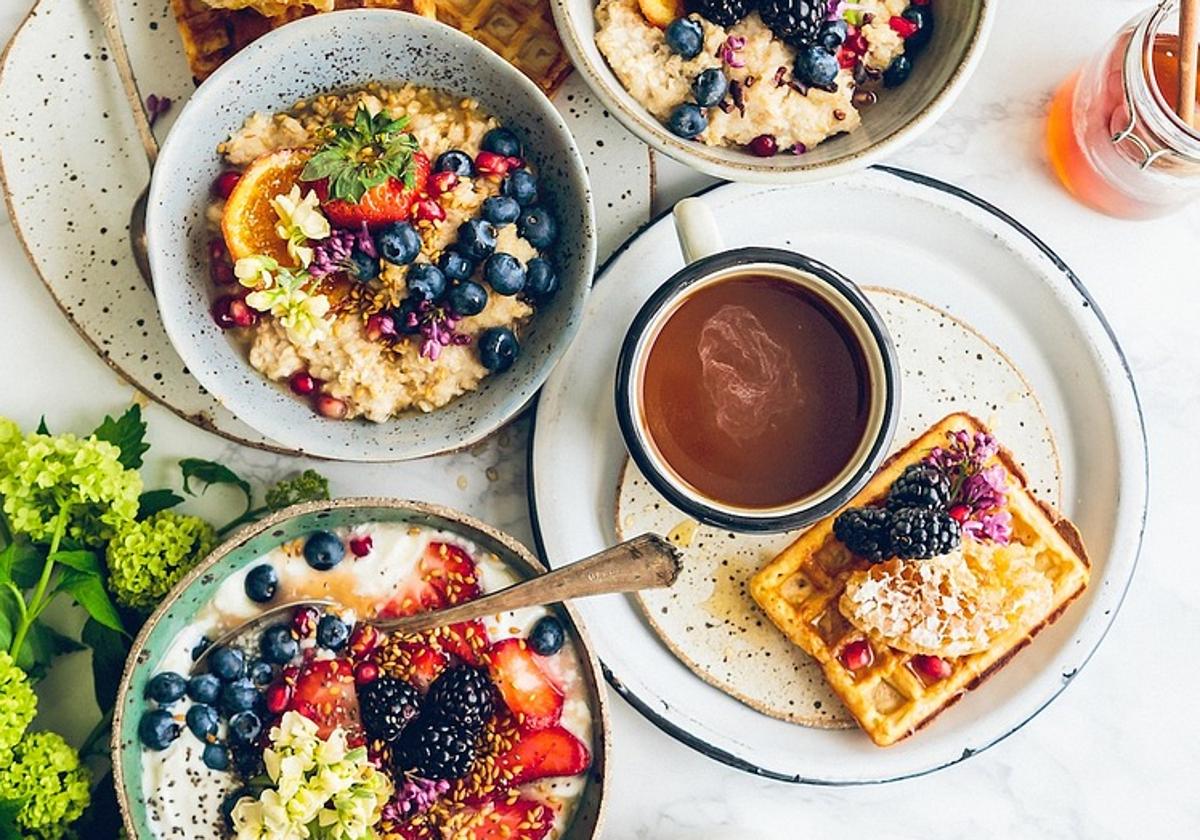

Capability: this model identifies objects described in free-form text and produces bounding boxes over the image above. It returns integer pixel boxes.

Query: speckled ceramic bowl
[551,0,995,182]
[147,10,596,461]
[112,499,610,839]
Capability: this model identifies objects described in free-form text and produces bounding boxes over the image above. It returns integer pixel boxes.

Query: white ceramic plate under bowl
[528,169,1147,784]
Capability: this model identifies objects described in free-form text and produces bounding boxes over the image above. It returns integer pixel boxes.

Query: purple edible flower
[404,299,471,361]
[922,431,1011,545]
[962,509,1013,544]
[145,94,172,128]
[310,225,376,279]
[720,36,747,68]
[381,774,449,821]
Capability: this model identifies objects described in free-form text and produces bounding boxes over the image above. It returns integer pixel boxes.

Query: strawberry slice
[379,541,480,618]
[484,638,563,729]
[385,636,449,692]
[314,152,431,229]
[463,796,553,840]
[438,620,490,666]
[497,726,591,785]
[286,658,360,739]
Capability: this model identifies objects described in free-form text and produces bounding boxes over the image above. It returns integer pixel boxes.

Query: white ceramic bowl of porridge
[147,10,595,460]
[551,0,995,181]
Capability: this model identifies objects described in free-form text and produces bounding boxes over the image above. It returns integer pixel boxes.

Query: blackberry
[833,507,893,563]
[889,507,961,560]
[887,464,953,511]
[425,667,494,732]
[686,0,753,27]
[358,676,421,743]
[758,0,827,46]
[396,718,478,780]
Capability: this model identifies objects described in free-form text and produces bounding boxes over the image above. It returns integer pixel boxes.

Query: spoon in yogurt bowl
[192,533,680,672]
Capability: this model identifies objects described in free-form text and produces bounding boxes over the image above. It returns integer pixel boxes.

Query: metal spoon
[192,533,680,672]
[92,0,158,291]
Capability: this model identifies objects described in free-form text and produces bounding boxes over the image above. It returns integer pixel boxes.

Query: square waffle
[749,413,1091,747]
[169,0,573,94]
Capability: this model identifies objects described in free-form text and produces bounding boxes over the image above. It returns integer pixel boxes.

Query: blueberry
[502,170,539,207]
[478,327,520,373]
[145,672,187,705]
[524,258,559,302]
[202,742,230,771]
[484,253,527,296]
[186,703,220,740]
[316,614,350,651]
[231,744,264,778]
[666,103,708,139]
[517,207,558,250]
[375,222,422,266]
[221,788,252,830]
[435,150,474,176]
[883,55,913,88]
[438,249,474,282]
[243,564,278,604]
[902,6,934,53]
[665,17,703,59]
[187,674,221,705]
[391,299,422,336]
[447,281,489,316]
[139,709,181,751]
[247,659,273,687]
[528,615,565,656]
[407,263,447,301]
[219,678,259,716]
[457,219,498,261]
[818,19,848,52]
[259,624,299,665]
[208,646,244,682]
[691,68,728,108]
[191,636,211,661]
[794,44,839,87]
[481,127,522,158]
[482,195,521,226]
[303,530,345,571]
[228,711,262,745]
[350,250,381,282]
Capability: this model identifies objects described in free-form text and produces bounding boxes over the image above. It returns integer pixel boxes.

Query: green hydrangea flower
[0,653,36,751]
[0,423,141,546]
[0,731,91,839]
[265,469,331,511]
[106,511,216,610]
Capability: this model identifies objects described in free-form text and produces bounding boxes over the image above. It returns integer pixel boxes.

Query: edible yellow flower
[234,254,279,290]
[245,267,331,348]
[271,185,330,268]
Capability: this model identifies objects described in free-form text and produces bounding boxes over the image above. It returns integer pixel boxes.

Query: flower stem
[217,505,269,539]
[9,504,69,658]
[79,707,114,760]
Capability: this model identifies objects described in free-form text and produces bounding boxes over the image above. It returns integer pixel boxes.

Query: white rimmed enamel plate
[528,169,1147,784]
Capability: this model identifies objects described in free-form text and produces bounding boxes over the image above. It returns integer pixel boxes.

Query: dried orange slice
[638,0,685,28]
[221,148,312,266]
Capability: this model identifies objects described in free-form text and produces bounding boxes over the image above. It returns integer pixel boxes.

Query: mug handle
[673,198,725,264]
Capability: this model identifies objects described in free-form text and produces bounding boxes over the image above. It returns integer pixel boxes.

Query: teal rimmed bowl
[112,498,610,839]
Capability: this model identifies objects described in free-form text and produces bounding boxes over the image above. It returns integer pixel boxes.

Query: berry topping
[186,703,219,740]
[502,170,539,207]
[396,717,479,780]
[686,0,751,28]
[524,258,559,303]
[516,207,558,250]
[665,17,704,58]
[833,507,893,563]
[208,646,245,682]
[145,672,187,705]
[317,614,351,651]
[243,563,278,604]
[349,623,382,658]
[438,249,474,282]
[139,709,181,751]
[264,682,292,715]
[426,666,495,732]
[303,530,346,571]
[219,679,259,716]
[247,659,274,687]
[187,674,221,705]
[376,221,423,265]
[228,710,262,745]
[350,535,373,557]
[758,0,827,46]
[482,128,523,158]
[379,636,450,692]
[528,616,566,656]
[473,151,512,177]
[883,55,913,88]
[435,150,474,177]
[289,371,317,395]
[888,507,961,559]
[483,253,526,296]
[447,280,489,317]
[899,6,934,52]
[482,195,521,226]
[457,219,498,261]
[692,68,729,107]
[407,263,448,302]
[948,504,971,523]
[315,395,349,420]
[484,638,563,729]
[818,19,848,51]
[839,639,873,671]
[667,103,708,138]
[354,660,380,686]
[292,605,321,637]
[212,170,242,200]
[748,134,779,157]
[887,464,953,511]
[912,654,953,683]
[459,796,552,840]
[794,43,839,87]
[478,327,520,373]
[359,675,422,743]
[496,726,591,784]
[429,170,459,195]
[211,295,258,330]
[202,742,230,771]
[259,624,300,665]
[414,198,446,222]
[287,658,360,739]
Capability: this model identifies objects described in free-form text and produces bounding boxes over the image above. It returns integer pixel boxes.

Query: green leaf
[92,404,150,469]
[35,416,49,435]
[138,488,185,518]
[48,549,102,575]
[82,617,130,713]
[0,537,44,589]
[0,799,21,840]
[16,619,85,680]
[179,458,252,513]
[55,568,124,634]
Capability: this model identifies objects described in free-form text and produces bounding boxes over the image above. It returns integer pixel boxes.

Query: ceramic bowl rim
[111,497,611,839]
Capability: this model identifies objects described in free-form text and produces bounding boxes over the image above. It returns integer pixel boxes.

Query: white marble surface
[1,0,1196,836]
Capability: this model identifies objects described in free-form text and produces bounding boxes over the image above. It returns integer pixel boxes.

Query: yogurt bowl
[113,499,609,840]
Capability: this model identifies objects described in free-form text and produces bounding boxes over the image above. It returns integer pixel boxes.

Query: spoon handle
[92,0,158,165]
[373,534,681,635]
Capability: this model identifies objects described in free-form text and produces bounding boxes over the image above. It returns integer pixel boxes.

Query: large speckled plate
[0,0,651,456]
[615,288,1062,729]
[529,172,1147,784]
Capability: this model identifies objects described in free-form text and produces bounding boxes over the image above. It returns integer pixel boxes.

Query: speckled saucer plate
[0,0,651,457]
[615,287,1063,729]
[528,170,1148,784]
[113,498,610,839]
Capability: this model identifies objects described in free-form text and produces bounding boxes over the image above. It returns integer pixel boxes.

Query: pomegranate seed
[292,606,320,637]
[208,238,229,263]
[837,49,859,69]
[212,170,242,200]
[289,371,316,395]
[414,198,446,222]
[429,171,459,195]
[365,313,397,341]
[349,624,380,657]
[265,682,291,714]
[912,654,953,682]
[315,395,348,420]
[839,639,873,671]
[349,535,373,557]
[912,0,930,4]
[474,151,511,176]
[845,32,868,54]
[948,504,971,523]
[888,15,919,38]
[354,660,380,685]
[505,156,525,170]
[748,134,778,157]
[211,295,255,329]
[210,258,235,286]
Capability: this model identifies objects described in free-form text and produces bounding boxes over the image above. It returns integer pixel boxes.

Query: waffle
[748,413,1090,747]
[170,0,573,94]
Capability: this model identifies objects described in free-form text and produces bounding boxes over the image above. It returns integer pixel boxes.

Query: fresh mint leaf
[179,458,252,513]
[92,404,150,469]
[55,568,124,635]
[138,489,184,518]
[82,617,130,712]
